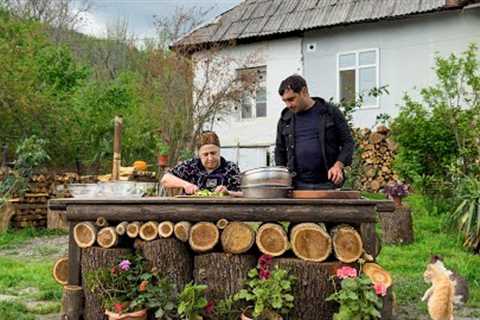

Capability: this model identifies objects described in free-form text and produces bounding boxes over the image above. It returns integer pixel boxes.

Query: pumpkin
[133,161,147,172]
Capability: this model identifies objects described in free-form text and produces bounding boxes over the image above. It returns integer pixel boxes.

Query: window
[237,66,267,119]
[337,49,379,107]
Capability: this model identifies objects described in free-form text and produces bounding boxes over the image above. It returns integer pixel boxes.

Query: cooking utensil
[291,190,361,199]
[242,186,291,199]
[240,166,292,188]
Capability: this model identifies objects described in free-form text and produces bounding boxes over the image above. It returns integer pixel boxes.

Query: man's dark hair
[278,74,307,96]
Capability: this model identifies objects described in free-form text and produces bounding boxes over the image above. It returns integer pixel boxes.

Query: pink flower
[114,303,123,314]
[336,266,358,279]
[119,260,131,271]
[259,255,273,269]
[259,269,271,280]
[374,282,387,297]
[111,267,117,274]
[204,300,215,314]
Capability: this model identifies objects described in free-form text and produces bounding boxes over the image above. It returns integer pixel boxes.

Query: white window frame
[336,48,380,109]
[237,66,267,121]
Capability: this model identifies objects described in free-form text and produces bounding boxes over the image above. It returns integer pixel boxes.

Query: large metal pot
[240,166,292,188]
[242,186,291,199]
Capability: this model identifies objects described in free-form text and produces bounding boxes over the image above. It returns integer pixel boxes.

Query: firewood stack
[354,125,399,192]
[7,173,97,229]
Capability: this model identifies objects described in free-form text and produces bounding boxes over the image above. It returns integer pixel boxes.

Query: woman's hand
[214,185,228,194]
[183,182,199,194]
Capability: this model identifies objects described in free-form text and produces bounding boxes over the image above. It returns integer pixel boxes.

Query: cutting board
[292,190,361,199]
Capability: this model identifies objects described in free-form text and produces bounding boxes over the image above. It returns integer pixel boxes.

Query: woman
[160,131,241,196]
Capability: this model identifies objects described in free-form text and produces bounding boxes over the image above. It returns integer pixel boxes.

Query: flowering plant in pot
[234,255,295,320]
[85,255,176,320]
[383,181,409,207]
[326,265,386,320]
[177,282,209,320]
[155,137,170,167]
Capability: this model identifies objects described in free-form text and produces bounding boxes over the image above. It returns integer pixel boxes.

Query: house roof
[173,0,471,48]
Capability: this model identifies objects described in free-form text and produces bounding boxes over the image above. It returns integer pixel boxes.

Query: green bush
[390,44,480,204]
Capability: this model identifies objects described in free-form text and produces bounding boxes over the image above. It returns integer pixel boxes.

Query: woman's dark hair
[196,131,220,149]
[278,74,307,95]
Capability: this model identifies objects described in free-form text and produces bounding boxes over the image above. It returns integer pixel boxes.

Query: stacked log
[10,194,49,228]
[354,125,399,192]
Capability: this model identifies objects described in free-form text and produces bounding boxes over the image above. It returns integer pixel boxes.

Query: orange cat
[422,262,455,320]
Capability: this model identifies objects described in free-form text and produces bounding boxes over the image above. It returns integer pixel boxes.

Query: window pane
[256,102,266,118]
[340,69,356,104]
[241,95,253,119]
[339,53,355,68]
[359,67,377,105]
[359,50,376,66]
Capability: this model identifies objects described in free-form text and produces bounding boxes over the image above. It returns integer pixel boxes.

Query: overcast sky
[75,0,241,41]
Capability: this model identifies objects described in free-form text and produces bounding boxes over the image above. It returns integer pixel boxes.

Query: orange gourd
[133,161,147,171]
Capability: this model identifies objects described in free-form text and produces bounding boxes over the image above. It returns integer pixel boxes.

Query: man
[275,75,355,190]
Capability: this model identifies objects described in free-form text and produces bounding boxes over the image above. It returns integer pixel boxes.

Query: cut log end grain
[189,222,219,253]
[221,222,255,254]
[95,217,108,227]
[115,221,128,235]
[126,221,141,238]
[256,223,289,257]
[290,223,332,262]
[363,263,393,288]
[158,221,174,238]
[139,221,159,241]
[73,222,96,248]
[216,218,229,230]
[52,257,69,285]
[97,227,118,248]
[174,221,191,242]
[331,225,363,263]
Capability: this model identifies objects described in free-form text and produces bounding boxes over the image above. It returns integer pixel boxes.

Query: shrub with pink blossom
[326,265,385,320]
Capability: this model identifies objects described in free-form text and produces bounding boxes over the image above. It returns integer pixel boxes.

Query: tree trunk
[221,221,255,254]
[290,223,332,262]
[81,247,132,320]
[97,227,118,248]
[141,238,192,294]
[379,207,414,245]
[174,221,191,242]
[194,253,256,301]
[158,221,174,238]
[256,223,289,257]
[189,222,219,253]
[53,256,69,285]
[273,259,341,320]
[62,285,83,320]
[0,200,16,233]
[126,221,141,238]
[139,221,158,241]
[73,222,97,248]
[331,224,363,263]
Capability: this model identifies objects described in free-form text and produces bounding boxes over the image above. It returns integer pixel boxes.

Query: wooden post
[62,285,83,320]
[68,220,82,286]
[112,116,123,181]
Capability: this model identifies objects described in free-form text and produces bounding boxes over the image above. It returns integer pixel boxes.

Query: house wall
[193,38,303,170]
[303,8,480,128]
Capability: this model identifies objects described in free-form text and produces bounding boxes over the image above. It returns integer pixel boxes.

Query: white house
[175,0,480,170]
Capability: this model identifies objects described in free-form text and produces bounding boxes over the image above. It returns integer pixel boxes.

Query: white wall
[303,8,480,128]
[193,37,303,170]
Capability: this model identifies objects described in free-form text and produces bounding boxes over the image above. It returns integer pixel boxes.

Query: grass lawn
[375,194,480,313]
[0,228,66,319]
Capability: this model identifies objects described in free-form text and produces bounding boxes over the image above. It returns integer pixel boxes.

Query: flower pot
[105,309,147,320]
[157,154,169,167]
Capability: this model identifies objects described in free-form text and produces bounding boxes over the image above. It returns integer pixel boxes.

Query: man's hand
[214,185,228,194]
[328,161,344,185]
[183,182,199,194]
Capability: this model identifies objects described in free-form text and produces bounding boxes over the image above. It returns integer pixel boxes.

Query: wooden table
[49,197,394,285]
[49,197,395,319]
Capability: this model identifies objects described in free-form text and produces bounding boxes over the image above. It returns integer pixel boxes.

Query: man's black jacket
[274,97,355,177]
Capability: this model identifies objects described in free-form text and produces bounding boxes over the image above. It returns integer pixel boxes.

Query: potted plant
[383,181,409,207]
[156,137,170,167]
[177,282,209,320]
[326,264,387,320]
[234,255,295,320]
[85,255,176,320]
